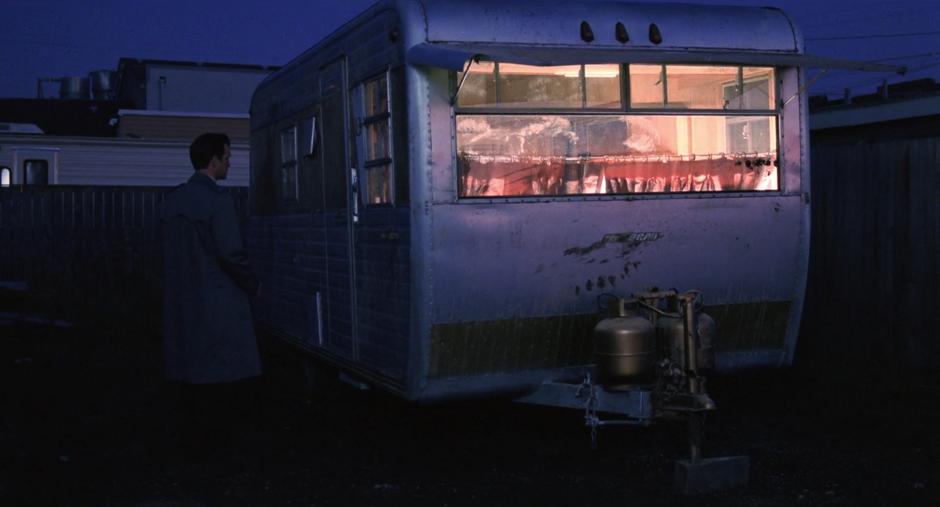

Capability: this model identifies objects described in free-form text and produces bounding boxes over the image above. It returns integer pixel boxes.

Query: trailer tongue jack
[667,292,750,494]
[516,289,750,494]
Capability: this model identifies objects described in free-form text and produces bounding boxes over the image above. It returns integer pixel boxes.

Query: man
[162,132,261,456]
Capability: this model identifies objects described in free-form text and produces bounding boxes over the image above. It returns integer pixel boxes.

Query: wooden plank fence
[0,185,247,330]
[800,137,940,382]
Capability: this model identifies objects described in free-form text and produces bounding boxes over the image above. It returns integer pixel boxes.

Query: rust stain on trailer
[565,233,659,294]
[564,232,663,258]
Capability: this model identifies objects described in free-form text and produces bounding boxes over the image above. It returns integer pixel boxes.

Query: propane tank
[696,311,716,372]
[654,294,686,365]
[650,292,716,371]
[593,298,654,387]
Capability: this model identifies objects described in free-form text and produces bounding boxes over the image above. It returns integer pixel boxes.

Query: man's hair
[189,133,231,170]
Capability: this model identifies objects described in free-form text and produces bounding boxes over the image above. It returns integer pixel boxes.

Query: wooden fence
[799,137,940,381]
[0,185,247,330]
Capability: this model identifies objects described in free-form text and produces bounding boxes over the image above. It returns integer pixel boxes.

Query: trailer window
[455,63,778,197]
[456,114,777,197]
[280,126,298,201]
[361,74,393,205]
[630,65,775,111]
[0,167,10,187]
[458,63,622,109]
[24,160,48,186]
[302,115,317,158]
[740,67,776,110]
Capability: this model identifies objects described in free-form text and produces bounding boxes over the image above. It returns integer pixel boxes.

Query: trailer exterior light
[649,23,663,44]
[581,21,595,43]
[616,22,630,43]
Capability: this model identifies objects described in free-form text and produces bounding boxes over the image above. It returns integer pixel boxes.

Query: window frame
[0,166,11,187]
[23,159,50,187]
[452,62,781,201]
[279,124,300,203]
[457,62,628,112]
[358,70,395,207]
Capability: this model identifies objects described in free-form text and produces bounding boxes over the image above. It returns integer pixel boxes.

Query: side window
[280,126,298,202]
[24,160,49,186]
[1,166,10,187]
[302,115,318,158]
[457,63,622,109]
[360,74,393,205]
[299,114,324,211]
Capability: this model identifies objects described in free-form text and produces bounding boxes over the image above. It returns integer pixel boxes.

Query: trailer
[0,131,249,187]
[246,0,902,407]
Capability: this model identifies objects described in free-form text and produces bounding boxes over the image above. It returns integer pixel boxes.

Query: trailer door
[319,58,359,360]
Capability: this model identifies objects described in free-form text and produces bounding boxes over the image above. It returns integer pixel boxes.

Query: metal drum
[88,70,116,100]
[593,299,654,387]
[58,77,89,100]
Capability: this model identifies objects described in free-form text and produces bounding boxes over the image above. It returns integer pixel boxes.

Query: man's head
[189,133,232,181]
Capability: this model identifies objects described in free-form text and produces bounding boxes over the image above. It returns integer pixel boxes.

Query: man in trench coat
[162,132,261,454]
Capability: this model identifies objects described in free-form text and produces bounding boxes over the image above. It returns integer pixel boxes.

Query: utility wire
[807,30,940,42]
[812,60,940,96]
[871,51,940,63]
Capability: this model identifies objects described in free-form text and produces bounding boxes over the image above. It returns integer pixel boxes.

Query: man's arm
[211,193,260,297]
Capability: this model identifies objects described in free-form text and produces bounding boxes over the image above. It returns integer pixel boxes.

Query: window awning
[406,42,906,74]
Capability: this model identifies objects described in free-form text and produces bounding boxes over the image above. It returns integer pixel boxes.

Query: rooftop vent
[648,23,663,44]
[581,21,595,43]
[615,22,630,43]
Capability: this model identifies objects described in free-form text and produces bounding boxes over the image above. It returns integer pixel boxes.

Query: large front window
[456,63,778,198]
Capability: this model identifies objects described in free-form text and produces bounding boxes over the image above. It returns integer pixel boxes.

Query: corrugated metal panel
[118,115,249,142]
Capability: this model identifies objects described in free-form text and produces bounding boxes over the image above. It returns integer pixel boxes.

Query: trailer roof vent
[615,22,630,43]
[648,23,663,44]
[580,21,595,43]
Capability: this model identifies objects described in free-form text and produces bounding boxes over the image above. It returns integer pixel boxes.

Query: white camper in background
[0,129,248,187]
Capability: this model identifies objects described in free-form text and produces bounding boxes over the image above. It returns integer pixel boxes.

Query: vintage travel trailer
[0,127,249,187]
[247,0,902,409]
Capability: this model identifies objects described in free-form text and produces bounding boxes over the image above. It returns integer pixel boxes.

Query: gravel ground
[0,317,936,506]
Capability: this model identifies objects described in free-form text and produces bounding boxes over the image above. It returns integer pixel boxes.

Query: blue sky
[2,0,938,100]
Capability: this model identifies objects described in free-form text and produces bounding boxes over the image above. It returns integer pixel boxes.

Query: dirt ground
[1,316,937,507]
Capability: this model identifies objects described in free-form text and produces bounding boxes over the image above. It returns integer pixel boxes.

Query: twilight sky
[2,0,938,101]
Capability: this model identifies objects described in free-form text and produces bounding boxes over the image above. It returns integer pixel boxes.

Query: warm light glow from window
[498,63,581,77]
[361,74,393,205]
[458,63,622,109]
[455,63,779,197]
[456,114,778,197]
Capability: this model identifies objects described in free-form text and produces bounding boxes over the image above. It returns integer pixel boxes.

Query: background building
[0,57,277,187]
